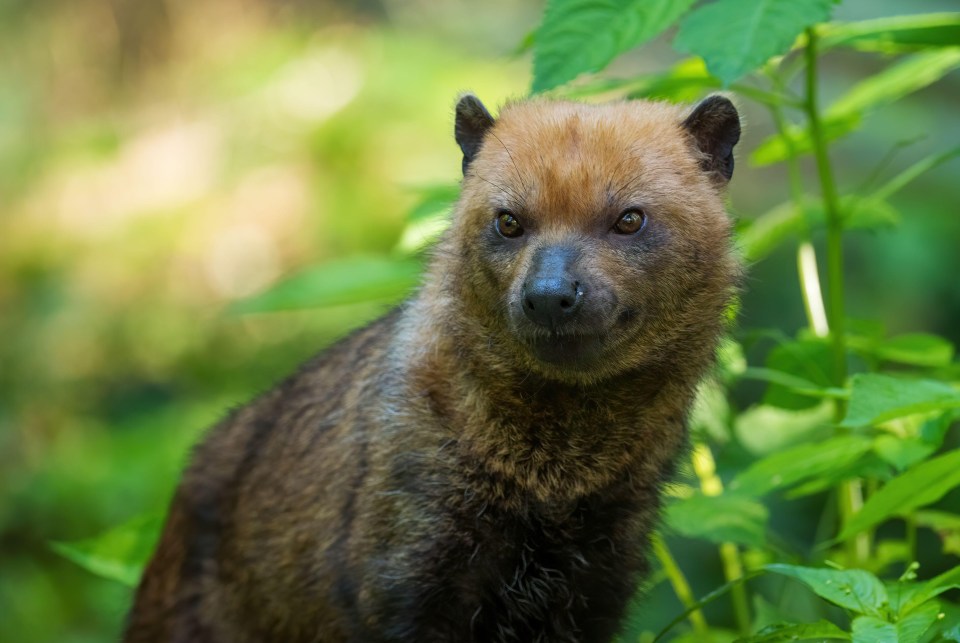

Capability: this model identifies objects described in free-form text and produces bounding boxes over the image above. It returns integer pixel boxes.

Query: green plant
[53,1,960,640]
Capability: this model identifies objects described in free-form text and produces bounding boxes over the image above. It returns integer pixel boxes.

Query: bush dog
[125,93,741,642]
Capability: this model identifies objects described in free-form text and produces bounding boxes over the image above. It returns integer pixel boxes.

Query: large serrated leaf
[842,373,960,428]
[532,0,696,93]
[766,564,889,618]
[674,0,835,86]
[851,600,939,643]
[665,493,769,547]
[231,256,423,313]
[839,449,960,540]
[820,13,960,53]
[50,514,162,587]
[736,620,850,642]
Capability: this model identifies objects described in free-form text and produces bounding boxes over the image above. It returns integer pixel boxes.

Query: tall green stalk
[803,29,846,387]
[803,28,868,563]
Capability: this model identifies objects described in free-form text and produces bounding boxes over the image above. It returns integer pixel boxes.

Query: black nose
[523,277,583,328]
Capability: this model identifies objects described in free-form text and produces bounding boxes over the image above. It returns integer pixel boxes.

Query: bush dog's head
[443,94,740,385]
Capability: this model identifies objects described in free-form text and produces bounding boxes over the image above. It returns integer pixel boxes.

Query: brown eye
[495,211,524,238]
[614,208,647,235]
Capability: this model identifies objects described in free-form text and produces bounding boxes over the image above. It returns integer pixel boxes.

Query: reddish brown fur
[125,96,740,642]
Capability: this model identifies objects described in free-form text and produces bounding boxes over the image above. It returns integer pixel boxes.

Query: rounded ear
[681,95,741,184]
[455,94,495,175]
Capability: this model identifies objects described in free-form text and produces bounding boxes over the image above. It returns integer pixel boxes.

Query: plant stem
[692,445,751,635]
[652,534,709,635]
[803,28,846,388]
[766,70,829,337]
[905,514,918,564]
[803,28,868,564]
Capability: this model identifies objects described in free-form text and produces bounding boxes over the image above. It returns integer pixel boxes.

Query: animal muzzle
[521,245,584,330]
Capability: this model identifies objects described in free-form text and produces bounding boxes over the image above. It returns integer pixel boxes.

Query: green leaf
[737,201,805,262]
[734,401,833,457]
[820,13,960,53]
[850,333,956,368]
[838,449,960,540]
[842,373,960,428]
[827,48,960,118]
[730,434,873,497]
[752,49,960,167]
[674,0,835,86]
[750,113,861,167]
[762,338,835,410]
[873,434,936,472]
[737,620,850,642]
[532,0,696,93]
[50,514,162,587]
[851,616,896,643]
[665,493,769,547]
[895,601,941,643]
[231,256,423,313]
[871,145,960,203]
[900,565,960,615]
[766,564,889,617]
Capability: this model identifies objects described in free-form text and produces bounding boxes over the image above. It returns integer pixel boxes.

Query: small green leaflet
[532,0,696,93]
[766,564,888,618]
[674,0,836,86]
[838,449,960,540]
[51,514,162,587]
[842,373,960,428]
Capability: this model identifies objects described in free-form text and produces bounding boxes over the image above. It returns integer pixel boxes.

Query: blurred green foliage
[1,0,959,641]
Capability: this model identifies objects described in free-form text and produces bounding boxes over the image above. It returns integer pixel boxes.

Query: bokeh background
[0,0,957,641]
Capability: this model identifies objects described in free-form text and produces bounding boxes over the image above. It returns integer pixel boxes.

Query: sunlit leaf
[734,402,833,456]
[674,0,835,86]
[736,620,850,642]
[851,601,940,643]
[842,373,960,428]
[532,0,696,93]
[820,13,960,53]
[50,514,162,587]
[231,256,424,313]
[838,449,960,540]
[767,564,888,617]
[665,493,768,547]
[730,434,873,497]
